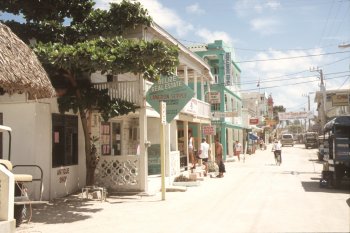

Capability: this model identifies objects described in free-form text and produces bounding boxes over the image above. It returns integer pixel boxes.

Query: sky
[95,0,350,114]
[2,0,350,114]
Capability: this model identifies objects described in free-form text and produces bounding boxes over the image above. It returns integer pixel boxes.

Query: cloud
[94,0,194,37]
[138,0,194,37]
[186,3,205,15]
[196,28,235,45]
[250,18,280,35]
[234,0,281,16]
[240,48,327,111]
[94,0,119,10]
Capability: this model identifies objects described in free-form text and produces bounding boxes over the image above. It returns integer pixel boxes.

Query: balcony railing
[93,81,212,119]
[93,81,141,105]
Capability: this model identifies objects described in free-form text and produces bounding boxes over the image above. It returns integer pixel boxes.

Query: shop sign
[331,93,349,106]
[203,126,216,135]
[265,119,277,125]
[213,111,237,118]
[183,98,198,115]
[249,118,259,125]
[278,111,313,120]
[146,75,195,123]
[208,92,221,104]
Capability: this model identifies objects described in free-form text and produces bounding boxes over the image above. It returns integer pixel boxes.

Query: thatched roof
[0,22,55,99]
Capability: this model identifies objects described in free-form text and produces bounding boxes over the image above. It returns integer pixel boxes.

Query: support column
[201,76,205,101]
[184,66,188,85]
[184,121,189,170]
[139,76,148,192]
[194,72,197,98]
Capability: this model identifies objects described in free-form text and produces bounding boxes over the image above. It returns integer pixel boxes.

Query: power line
[239,74,349,92]
[337,75,350,89]
[235,51,350,63]
[181,37,347,53]
[239,55,350,84]
[240,71,350,86]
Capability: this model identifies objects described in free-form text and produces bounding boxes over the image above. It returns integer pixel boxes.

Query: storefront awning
[250,125,263,132]
[248,132,259,140]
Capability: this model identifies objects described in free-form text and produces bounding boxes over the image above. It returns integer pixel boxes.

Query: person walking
[188,132,195,169]
[234,140,242,162]
[198,137,210,176]
[271,139,282,165]
[215,139,225,178]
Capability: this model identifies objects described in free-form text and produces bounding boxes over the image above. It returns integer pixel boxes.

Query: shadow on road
[27,196,102,225]
[308,159,324,164]
[301,181,350,194]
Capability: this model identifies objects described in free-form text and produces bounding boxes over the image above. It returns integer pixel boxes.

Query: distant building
[314,89,350,132]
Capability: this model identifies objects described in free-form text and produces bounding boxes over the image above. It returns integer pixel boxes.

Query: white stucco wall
[0,95,86,200]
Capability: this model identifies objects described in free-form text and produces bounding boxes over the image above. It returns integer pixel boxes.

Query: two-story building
[314,88,350,133]
[0,22,213,200]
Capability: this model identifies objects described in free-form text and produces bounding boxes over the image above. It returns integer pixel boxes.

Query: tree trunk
[65,70,96,186]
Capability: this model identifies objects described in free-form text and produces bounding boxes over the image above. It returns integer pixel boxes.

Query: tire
[333,166,344,189]
[14,205,25,227]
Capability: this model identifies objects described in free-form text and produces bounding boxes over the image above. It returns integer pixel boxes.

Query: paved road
[17,144,350,233]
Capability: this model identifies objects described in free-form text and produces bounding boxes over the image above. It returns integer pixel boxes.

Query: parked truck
[304,132,318,149]
[320,116,350,189]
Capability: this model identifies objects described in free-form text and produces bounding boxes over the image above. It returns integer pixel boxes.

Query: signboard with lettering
[265,119,277,125]
[203,126,216,135]
[224,52,231,86]
[331,93,349,106]
[278,111,313,120]
[209,91,221,104]
[213,111,237,118]
[146,75,195,123]
[249,118,259,125]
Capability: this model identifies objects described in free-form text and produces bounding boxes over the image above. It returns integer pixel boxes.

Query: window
[52,114,78,167]
[212,103,220,111]
[111,122,121,155]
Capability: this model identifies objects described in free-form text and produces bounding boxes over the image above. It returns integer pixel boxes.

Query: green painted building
[190,40,247,158]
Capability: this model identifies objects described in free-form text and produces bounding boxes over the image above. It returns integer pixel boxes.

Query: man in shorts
[215,139,225,178]
[234,140,242,161]
[199,137,210,176]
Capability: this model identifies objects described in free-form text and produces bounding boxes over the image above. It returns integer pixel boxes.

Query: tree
[0,0,179,185]
[273,105,286,122]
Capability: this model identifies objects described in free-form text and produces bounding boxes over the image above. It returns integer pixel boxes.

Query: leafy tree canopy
[1,0,180,185]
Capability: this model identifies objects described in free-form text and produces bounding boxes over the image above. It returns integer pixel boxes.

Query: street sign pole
[160,101,166,200]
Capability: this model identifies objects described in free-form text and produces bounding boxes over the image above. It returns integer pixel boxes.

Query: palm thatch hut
[0,22,55,99]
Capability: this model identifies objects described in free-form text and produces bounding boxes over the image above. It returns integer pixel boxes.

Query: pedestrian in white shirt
[198,138,210,176]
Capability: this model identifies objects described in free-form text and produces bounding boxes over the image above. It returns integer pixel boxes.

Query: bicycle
[274,150,282,166]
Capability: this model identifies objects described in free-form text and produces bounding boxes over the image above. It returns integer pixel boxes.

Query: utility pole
[310,67,326,131]
[302,93,312,131]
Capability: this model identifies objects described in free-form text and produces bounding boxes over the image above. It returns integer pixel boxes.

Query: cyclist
[271,139,282,165]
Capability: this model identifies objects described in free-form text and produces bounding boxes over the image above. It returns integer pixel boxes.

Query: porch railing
[93,81,211,119]
[94,155,142,192]
[93,81,141,105]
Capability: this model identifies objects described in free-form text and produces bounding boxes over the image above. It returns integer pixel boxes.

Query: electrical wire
[239,74,349,92]
[238,56,350,85]
[235,51,350,64]
[337,75,350,89]
[240,71,350,86]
